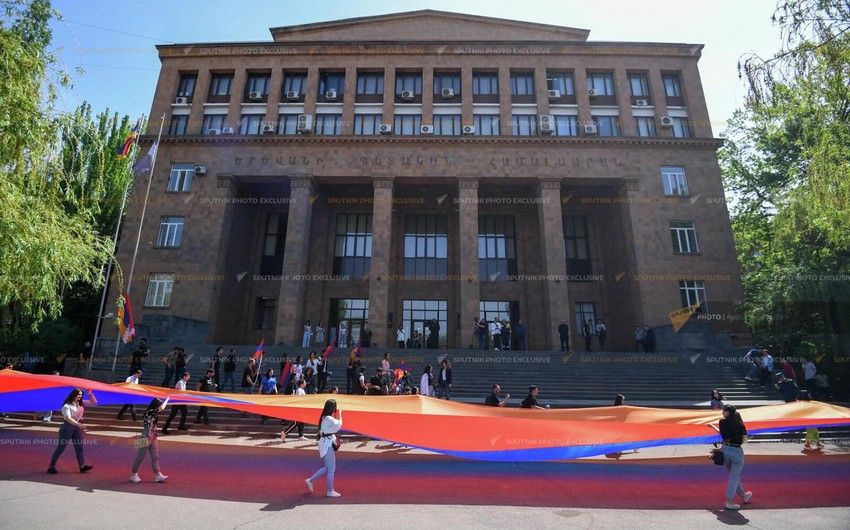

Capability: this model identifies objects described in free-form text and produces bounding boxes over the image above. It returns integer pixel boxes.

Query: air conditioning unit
[588,88,598,97]
[324,89,338,100]
[284,90,300,100]
[420,124,434,135]
[582,123,598,135]
[440,88,455,98]
[660,116,674,128]
[174,96,188,105]
[248,91,262,100]
[400,90,415,101]
[461,125,475,135]
[635,99,649,107]
[206,129,220,136]
[539,114,555,134]
[547,89,561,99]
[296,114,313,133]
[221,127,235,135]
[261,123,276,134]
[379,123,392,135]
[193,165,207,175]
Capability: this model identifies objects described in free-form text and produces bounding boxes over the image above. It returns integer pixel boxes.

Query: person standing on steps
[174,347,189,387]
[161,348,175,388]
[302,320,313,348]
[161,372,190,434]
[222,350,237,393]
[710,404,753,510]
[47,388,96,474]
[490,318,502,351]
[211,347,223,391]
[194,368,216,425]
[513,319,527,351]
[397,325,407,349]
[558,320,570,352]
[437,358,452,400]
[595,320,607,351]
[117,370,142,421]
[582,319,593,351]
[305,399,343,498]
[130,397,170,484]
[338,322,347,349]
[259,368,278,424]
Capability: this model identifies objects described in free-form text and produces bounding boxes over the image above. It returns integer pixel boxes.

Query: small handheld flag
[321,336,337,360]
[252,339,265,362]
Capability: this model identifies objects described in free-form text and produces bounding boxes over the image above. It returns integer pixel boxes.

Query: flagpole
[91,115,145,370]
[111,115,166,373]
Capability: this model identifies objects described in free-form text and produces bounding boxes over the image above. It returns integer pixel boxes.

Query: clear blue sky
[49,0,780,133]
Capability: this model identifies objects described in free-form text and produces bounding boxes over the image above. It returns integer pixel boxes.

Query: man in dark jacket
[513,320,527,351]
[437,359,452,400]
[558,320,570,351]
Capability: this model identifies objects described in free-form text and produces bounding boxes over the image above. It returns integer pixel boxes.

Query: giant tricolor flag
[116,119,141,159]
[115,292,136,344]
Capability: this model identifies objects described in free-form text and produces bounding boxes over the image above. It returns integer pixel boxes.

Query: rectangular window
[393,114,421,136]
[563,215,591,276]
[156,216,184,248]
[670,221,699,254]
[472,72,499,96]
[404,215,448,278]
[479,300,520,328]
[356,73,384,95]
[478,215,517,281]
[586,73,615,95]
[254,297,276,330]
[554,115,578,136]
[628,74,650,96]
[168,115,188,135]
[679,280,707,312]
[574,302,596,331]
[511,114,537,136]
[330,298,369,348]
[245,73,270,99]
[166,164,194,192]
[474,114,500,136]
[239,114,263,135]
[260,213,285,275]
[434,114,461,136]
[354,114,381,135]
[547,72,575,95]
[395,72,423,95]
[278,113,299,135]
[209,74,233,96]
[433,72,461,94]
[145,273,174,307]
[592,115,621,136]
[333,214,372,277]
[283,72,307,98]
[402,299,447,348]
[319,72,345,95]
[635,116,657,137]
[663,73,682,97]
[315,114,343,135]
[177,73,196,99]
[202,114,226,135]
[661,166,689,196]
[510,72,535,96]
[671,117,692,138]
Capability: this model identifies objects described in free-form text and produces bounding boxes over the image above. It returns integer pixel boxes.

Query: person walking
[47,388,96,474]
[211,347,223,391]
[484,384,510,407]
[241,358,258,393]
[161,372,190,434]
[129,397,170,483]
[302,321,313,348]
[799,391,824,450]
[129,338,150,374]
[582,320,593,351]
[802,357,817,399]
[420,365,434,396]
[305,399,343,498]
[595,320,607,351]
[260,368,278,424]
[161,348,175,388]
[558,320,570,352]
[437,358,452,400]
[117,370,142,421]
[711,404,753,510]
[194,368,216,424]
[222,351,237,393]
[283,379,307,439]
[521,385,548,409]
[490,318,501,351]
[174,347,189,387]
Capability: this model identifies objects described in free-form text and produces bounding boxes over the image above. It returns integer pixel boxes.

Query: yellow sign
[669,303,701,333]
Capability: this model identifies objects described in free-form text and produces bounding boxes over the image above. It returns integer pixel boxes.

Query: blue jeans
[302,331,311,348]
[222,371,236,393]
[50,423,85,468]
[477,332,487,350]
[722,445,745,500]
[308,449,336,494]
[161,367,173,388]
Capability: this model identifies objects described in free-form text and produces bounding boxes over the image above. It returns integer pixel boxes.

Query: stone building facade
[106,10,743,352]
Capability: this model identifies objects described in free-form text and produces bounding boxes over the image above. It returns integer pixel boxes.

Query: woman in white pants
[305,399,342,498]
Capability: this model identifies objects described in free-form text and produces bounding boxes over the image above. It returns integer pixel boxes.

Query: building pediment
[269,9,590,43]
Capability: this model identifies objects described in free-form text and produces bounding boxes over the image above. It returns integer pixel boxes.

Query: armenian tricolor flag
[349,344,363,361]
[115,292,136,344]
[321,336,337,361]
[252,339,265,362]
[393,360,410,387]
[116,119,141,159]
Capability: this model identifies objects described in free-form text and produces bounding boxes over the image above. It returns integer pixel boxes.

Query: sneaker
[177,427,189,431]
[327,491,341,498]
[130,473,141,483]
[305,479,313,492]
[742,491,753,504]
[725,502,741,510]
[47,467,57,474]
[79,465,93,473]
[42,418,52,423]
[155,473,169,483]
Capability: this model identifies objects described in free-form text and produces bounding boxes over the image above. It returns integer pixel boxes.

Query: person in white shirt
[117,370,142,421]
[283,380,308,440]
[48,388,97,474]
[305,352,320,392]
[305,399,343,498]
[420,365,434,396]
[396,326,406,348]
[490,319,501,351]
[381,353,391,387]
[161,372,190,434]
[302,321,313,348]
[802,358,818,398]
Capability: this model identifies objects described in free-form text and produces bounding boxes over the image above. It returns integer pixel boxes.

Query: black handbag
[710,443,724,465]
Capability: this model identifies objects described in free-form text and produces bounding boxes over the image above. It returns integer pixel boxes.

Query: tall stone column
[537,178,570,350]
[458,177,480,349]
[275,176,314,346]
[226,68,248,131]
[367,177,394,347]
